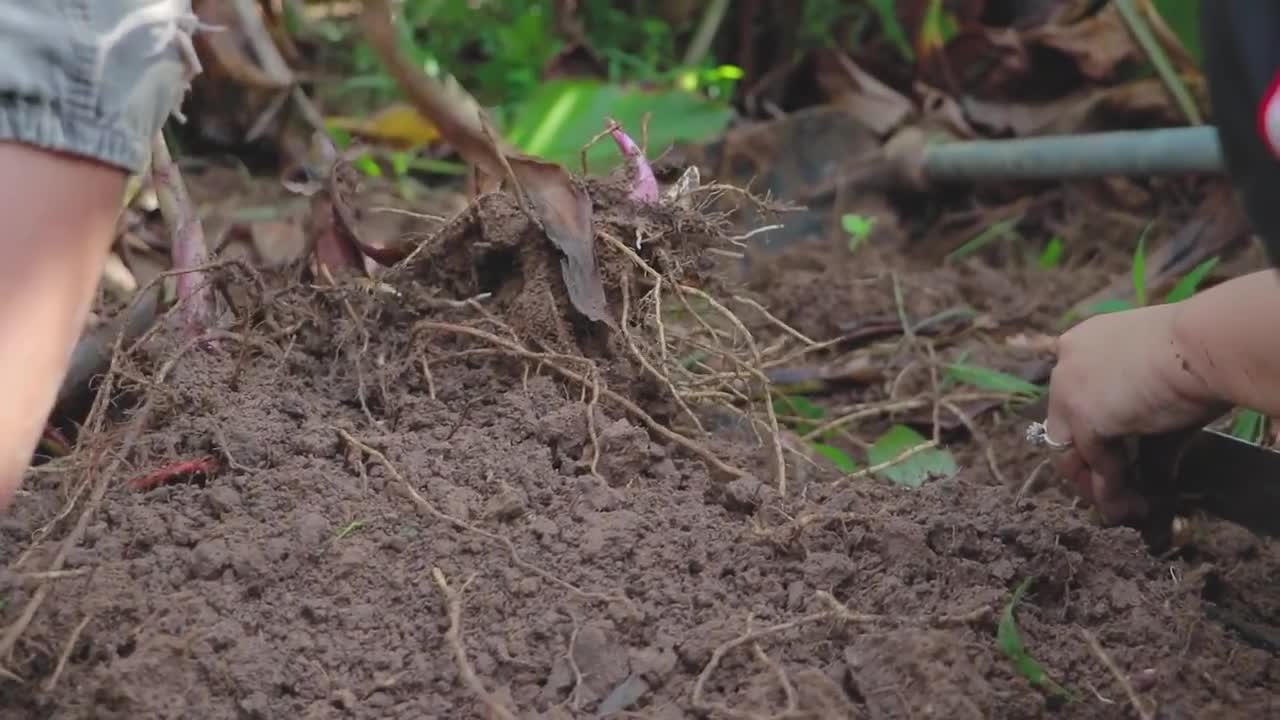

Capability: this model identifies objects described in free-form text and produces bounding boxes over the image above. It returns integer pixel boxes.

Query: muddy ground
[1,165,1278,720]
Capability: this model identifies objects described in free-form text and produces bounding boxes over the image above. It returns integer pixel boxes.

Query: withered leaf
[509,157,610,323]
[360,0,610,323]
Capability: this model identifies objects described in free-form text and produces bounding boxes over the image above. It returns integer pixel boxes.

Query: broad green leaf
[998,577,1075,700]
[1230,408,1267,444]
[504,79,733,172]
[867,425,958,488]
[812,443,859,473]
[1037,236,1064,269]
[945,364,1044,397]
[1163,256,1219,304]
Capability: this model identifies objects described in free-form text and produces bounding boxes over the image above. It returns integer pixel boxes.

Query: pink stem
[609,125,659,203]
[150,132,212,336]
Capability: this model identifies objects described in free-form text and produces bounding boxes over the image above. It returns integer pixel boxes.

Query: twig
[619,275,705,435]
[413,322,746,480]
[939,398,1008,486]
[43,615,91,692]
[431,568,517,720]
[564,613,586,710]
[731,295,816,346]
[585,366,604,480]
[1015,457,1054,503]
[682,0,730,67]
[1081,628,1154,720]
[0,330,215,660]
[679,285,786,496]
[337,429,635,611]
[833,440,939,487]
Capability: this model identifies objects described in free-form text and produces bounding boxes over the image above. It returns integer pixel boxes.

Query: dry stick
[731,295,816,347]
[940,398,1009,487]
[1081,628,1154,720]
[800,393,1008,442]
[833,440,940,488]
[678,285,787,496]
[691,609,833,717]
[414,322,746,480]
[585,366,605,480]
[750,639,799,716]
[431,568,518,720]
[564,614,586,711]
[619,275,706,435]
[0,330,213,662]
[43,615,91,692]
[1015,457,1054,503]
[336,429,636,612]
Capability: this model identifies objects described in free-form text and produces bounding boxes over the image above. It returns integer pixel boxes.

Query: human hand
[1044,302,1230,523]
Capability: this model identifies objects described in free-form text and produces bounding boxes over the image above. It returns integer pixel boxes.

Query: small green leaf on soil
[1037,236,1064,269]
[812,443,859,473]
[1081,298,1136,317]
[1163,256,1219,304]
[945,364,1044,397]
[867,425,958,488]
[998,577,1074,700]
[842,213,875,252]
[1132,223,1150,306]
[336,520,366,539]
[947,217,1019,262]
[1230,408,1267,445]
[774,394,825,435]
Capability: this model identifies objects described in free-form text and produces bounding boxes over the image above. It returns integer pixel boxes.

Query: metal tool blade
[1015,394,1280,541]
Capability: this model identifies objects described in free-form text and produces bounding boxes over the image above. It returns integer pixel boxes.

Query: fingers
[1046,377,1146,524]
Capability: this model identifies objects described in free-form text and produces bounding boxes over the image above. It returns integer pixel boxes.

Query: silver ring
[1025,420,1074,450]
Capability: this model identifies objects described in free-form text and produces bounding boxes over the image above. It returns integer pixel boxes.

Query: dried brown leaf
[359,0,609,323]
[1024,3,1140,81]
[508,157,609,323]
[814,50,913,136]
[961,76,1184,137]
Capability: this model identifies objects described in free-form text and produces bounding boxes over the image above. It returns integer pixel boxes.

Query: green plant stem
[1114,0,1201,124]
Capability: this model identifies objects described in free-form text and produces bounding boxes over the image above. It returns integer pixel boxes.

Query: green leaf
[868,0,913,61]
[1132,223,1151,306]
[504,79,733,172]
[1151,0,1201,65]
[773,394,826,436]
[842,213,875,253]
[1163,256,1219,304]
[812,443,859,473]
[945,364,1044,397]
[947,217,1020,262]
[998,577,1075,700]
[867,425,958,488]
[1037,236,1064,269]
[1230,408,1267,445]
[1082,298,1137,317]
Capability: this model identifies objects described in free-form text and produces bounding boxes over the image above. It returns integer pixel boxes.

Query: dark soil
[2,166,1279,720]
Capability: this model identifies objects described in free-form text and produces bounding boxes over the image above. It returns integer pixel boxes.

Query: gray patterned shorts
[0,1,205,175]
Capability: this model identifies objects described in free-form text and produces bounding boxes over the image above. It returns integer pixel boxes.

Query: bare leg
[0,142,126,509]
